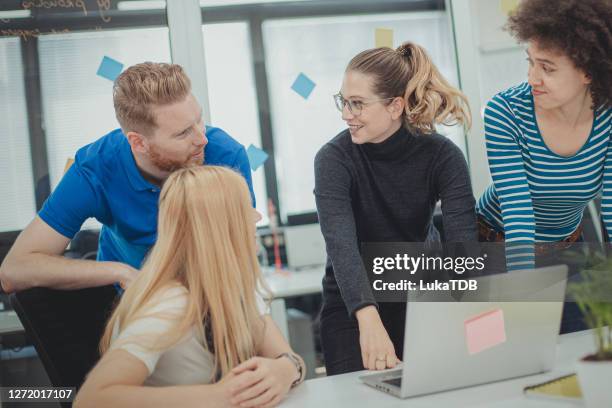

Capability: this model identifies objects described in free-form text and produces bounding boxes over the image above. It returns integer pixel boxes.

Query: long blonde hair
[347,42,472,134]
[100,165,269,379]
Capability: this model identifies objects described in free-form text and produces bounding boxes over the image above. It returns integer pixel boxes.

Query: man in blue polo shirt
[0,62,255,293]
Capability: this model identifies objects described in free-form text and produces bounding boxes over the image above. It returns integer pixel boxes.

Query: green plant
[568,258,612,361]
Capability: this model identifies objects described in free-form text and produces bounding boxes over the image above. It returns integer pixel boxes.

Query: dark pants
[536,244,588,334]
[320,293,406,376]
[477,215,587,334]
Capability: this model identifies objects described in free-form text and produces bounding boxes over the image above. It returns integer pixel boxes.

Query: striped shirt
[477,82,612,270]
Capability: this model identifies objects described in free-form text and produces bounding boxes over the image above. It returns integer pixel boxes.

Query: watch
[276,352,304,388]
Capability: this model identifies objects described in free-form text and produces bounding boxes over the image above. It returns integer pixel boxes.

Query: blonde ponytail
[397,42,471,133]
[347,42,471,134]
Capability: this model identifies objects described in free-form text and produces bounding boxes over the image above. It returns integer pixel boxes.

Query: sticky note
[500,0,520,15]
[291,73,316,100]
[246,144,269,171]
[63,158,74,174]
[464,309,506,355]
[375,28,394,48]
[97,56,124,81]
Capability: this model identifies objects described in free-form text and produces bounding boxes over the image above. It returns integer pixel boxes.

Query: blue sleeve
[484,96,535,270]
[38,162,103,239]
[601,119,612,239]
[233,146,256,208]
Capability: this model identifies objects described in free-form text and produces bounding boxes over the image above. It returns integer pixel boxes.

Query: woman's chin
[350,129,367,144]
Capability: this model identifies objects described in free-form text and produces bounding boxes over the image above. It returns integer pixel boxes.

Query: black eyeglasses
[333,93,395,116]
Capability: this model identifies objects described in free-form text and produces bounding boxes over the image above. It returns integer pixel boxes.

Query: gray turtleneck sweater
[314,126,477,317]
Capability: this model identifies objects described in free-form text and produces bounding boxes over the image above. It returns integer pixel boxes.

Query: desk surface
[284,330,595,407]
[0,267,325,338]
[0,311,23,336]
[264,266,324,299]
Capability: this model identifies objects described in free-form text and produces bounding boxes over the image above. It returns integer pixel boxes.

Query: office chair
[64,229,100,261]
[9,284,118,404]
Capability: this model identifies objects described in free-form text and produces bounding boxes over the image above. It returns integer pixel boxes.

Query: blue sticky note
[246,144,269,171]
[97,56,124,81]
[291,72,316,99]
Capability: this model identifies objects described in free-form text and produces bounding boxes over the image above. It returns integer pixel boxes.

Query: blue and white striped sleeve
[601,121,612,240]
[484,95,535,270]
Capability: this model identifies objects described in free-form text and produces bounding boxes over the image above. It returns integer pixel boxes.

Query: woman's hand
[210,372,241,408]
[227,356,296,408]
[355,305,400,370]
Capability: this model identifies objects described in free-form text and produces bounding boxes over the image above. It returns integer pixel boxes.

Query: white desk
[264,266,324,341]
[283,330,596,407]
[0,266,326,343]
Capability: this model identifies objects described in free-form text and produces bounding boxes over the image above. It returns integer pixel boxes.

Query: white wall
[449,0,528,198]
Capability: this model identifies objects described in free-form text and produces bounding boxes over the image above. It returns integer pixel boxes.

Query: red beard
[148,145,204,173]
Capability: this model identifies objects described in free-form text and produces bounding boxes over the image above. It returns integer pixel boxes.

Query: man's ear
[126,131,148,154]
[388,96,405,121]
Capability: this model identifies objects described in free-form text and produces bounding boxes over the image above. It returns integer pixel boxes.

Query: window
[1,1,171,231]
[263,11,461,219]
[202,22,269,225]
[39,28,172,190]
[200,0,312,6]
[38,27,171,229]
[0,38,36,232]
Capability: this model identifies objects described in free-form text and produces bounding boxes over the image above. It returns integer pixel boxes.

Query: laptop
[360,265,568,398]
[283,224,327,269]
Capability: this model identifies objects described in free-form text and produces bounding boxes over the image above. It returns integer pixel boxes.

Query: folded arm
[0,216,135,292]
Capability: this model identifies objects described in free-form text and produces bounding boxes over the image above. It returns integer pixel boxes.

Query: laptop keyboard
[382,377,402,387]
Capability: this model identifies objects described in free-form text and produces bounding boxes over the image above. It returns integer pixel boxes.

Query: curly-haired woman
[476,0,612,332]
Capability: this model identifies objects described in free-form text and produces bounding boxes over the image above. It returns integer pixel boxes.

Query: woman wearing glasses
[315,42,477,375]
[476,0,611,333]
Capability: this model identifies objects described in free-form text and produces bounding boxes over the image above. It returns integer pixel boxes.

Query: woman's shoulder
[595,104,612,124]
[482,84,533,136]
[486,83,532,116]
[315,129,352,162]
[497,82,532,101]
[111,284,189,343]
[143,284,189,315]
[413,131,462,154]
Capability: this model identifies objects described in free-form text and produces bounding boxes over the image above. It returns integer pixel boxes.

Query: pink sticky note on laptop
[464,309,506,355]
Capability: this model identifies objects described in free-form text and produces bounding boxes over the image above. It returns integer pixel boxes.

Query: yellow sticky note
[500,0,520,15]
[63,158,74,174]
[375,28,393,48]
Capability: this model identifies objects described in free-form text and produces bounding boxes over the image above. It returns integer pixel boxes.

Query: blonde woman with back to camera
[75,166,305,408]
